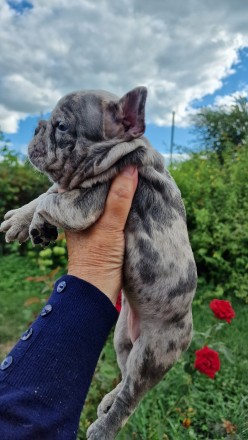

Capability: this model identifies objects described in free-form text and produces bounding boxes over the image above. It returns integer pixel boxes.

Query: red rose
[115,291,122,313]
[194,346,220,379]
[209,299,235,324]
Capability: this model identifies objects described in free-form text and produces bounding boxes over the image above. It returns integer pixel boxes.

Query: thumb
[99,166,138,231]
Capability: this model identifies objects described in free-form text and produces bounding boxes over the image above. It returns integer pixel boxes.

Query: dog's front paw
[29,214,58,246]
[0,208,30,243]
[87,417,114,440]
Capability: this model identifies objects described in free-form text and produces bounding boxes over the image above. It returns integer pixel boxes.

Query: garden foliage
[0,108,248,437]
[171,143,248,302]
[1,122,248,302]
[1,254,247,439]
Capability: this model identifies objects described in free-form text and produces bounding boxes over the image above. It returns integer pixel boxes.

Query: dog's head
[28,87,147,184]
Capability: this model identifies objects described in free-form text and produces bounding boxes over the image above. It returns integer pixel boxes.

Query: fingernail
[121,166,136,176]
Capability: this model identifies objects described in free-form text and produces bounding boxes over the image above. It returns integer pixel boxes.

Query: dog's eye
[57,122,68,132]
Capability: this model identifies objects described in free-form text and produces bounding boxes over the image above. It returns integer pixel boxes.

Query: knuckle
[113,185,131,200]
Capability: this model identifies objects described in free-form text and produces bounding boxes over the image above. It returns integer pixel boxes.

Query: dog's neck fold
[58,136,155,191]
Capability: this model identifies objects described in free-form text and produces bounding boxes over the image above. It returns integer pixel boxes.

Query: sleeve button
[41,304,53,316]
[1,355,13,370]
[21,328,33,341]
[57,281,67,293]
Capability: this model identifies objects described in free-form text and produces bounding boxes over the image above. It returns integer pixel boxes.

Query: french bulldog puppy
[0,87,197,440]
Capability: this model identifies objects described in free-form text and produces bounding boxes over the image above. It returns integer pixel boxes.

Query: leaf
[210,343,234,364]
[216,322,225,331]
[184,362,195,375]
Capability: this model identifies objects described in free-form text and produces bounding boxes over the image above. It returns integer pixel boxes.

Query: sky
[1,0,248,159]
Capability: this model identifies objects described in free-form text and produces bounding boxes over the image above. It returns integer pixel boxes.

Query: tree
[192,97,248,163]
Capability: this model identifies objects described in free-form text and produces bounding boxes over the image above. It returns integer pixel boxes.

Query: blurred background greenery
[0,100,248,438]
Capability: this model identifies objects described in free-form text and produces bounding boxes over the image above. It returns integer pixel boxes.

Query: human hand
[65,166,138,305]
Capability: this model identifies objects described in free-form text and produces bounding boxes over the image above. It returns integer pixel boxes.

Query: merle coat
[0,87,197,440]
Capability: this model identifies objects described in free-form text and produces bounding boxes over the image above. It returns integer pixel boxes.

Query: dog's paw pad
[33,236,44,244]
[30,228,39,237]
[43,223,58,240]
[30,219,58,246]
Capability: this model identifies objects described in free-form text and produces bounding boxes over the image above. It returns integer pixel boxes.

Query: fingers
[99,166,138,231]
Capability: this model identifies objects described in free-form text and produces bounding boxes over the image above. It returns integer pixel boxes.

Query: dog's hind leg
[87,311,193,440]
[97,297,132,417]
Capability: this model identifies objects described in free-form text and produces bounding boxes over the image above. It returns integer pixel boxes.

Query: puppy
[0,87,197,440]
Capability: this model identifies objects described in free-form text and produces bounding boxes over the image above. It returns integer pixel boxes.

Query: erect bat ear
[104,86,147,141]
[118,86,147,138]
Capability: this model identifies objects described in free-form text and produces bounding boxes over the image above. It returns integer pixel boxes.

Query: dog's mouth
[27,146,44,171]
[28,136,49,172]
[27,119,52,170]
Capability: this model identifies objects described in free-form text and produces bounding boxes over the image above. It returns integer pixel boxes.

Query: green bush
[1,131,248,303]
[171,144,248,302]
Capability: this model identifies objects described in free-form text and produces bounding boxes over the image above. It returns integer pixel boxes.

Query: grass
[0,253,248,439]
[79,300,248,439]
[0,254,44,347]
[0,252,58,357]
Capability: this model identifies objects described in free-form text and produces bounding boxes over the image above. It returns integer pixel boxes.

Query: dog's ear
[104,86,147,140]
[118,86,147,138]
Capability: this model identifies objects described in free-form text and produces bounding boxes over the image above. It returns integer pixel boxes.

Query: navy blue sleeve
[0,275,119,440]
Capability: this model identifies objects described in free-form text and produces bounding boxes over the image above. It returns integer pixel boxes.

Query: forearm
[0,275,118,440]
[33,183,109,230]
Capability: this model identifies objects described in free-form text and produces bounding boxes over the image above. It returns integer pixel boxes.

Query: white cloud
[0,104,23,133]
[214,87,248,107]
[162,153,190,166]
[1,0,248,132]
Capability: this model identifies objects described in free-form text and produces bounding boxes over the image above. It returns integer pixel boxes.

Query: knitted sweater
[0,275,118,439]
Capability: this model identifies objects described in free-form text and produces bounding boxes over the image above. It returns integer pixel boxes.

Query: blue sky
[1,1,248,157]
[7,0,32,13]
